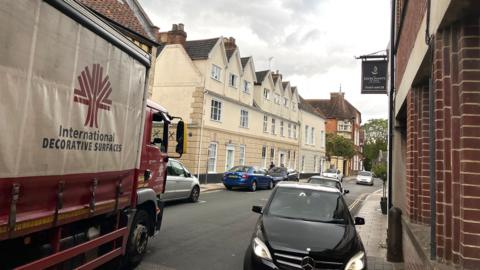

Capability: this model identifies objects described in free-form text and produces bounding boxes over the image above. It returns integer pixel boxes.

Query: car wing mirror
[354,217,365,225]
[252,205,263,214]
[344,189,349,194]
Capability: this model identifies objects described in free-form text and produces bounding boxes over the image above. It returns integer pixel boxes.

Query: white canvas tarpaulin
[0,0,147,178]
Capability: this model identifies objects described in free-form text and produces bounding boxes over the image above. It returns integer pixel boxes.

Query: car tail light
[242,173,248,179]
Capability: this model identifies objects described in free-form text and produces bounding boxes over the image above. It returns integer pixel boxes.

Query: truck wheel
[189,186,200,202]
[125,210,151,268]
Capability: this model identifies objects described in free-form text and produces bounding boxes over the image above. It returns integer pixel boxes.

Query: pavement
[355,189,405,270]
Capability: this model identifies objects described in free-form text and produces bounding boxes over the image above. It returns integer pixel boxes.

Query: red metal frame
[15,227,128,270]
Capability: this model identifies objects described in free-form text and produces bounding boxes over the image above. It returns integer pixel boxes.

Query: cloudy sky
[139,0,391,122]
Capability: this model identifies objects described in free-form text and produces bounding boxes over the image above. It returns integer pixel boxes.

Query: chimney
[224,37,237,50]
[159,23,187,45]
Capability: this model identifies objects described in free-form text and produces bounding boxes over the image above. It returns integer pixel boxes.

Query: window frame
[211,64,222,81]
[240,109,249,128]
[210,99,222,122]
[263,115,268,133]
[228,73,237,88]
[243,80,250,93]
[263,88,270,100]
[239,144,246,165]
[207,142,218,173]
[271,118,276,135]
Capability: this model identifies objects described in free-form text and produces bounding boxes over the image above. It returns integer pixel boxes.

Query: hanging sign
[361,60,387,94]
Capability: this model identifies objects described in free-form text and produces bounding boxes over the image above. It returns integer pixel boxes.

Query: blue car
[223,166,274,191]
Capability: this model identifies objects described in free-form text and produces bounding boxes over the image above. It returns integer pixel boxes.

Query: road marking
[202,189,222,194]
[197,200,207,204]
[348,189,383,210]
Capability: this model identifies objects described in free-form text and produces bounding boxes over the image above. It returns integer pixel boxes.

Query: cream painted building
[298,97,327,174]
[151,27,301,181]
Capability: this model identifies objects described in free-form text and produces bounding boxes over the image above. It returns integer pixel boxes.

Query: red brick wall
[325,119,337,134]
[406,86,431,224]
[433,17,480,269]
[404,15,480,270]
[395,0,428,90]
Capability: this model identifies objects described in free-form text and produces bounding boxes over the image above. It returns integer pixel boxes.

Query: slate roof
[282,82,290,89]
[291,86,297,94]
[241,57,250,68]
[184,38,220,60]
[226,48,235,61]
[255,70,269,85]
[299,96,326,119]
[79,0,151,39]
[306,94,360,121]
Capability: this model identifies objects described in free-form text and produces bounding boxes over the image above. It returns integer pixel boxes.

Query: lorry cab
[139,100,186,195]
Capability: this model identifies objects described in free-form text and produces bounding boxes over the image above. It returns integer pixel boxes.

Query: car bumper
[223,179,251,187]
[356,179,373,185]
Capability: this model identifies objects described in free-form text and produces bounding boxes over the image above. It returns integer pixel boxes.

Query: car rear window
[270,167,287,173]
[358,172,372,176]
[309,178,340,189]
[228,166,250,173]
[266,187,351,224]
[325,169,337,173]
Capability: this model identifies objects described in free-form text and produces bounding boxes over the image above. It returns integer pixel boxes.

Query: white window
[211,64,221,81]
[284,97,288,107]
[311,127,315,145]
[262,146,267,168]
[280,121,284,136]
[239,145,246,165]
[210,99,222,121]
[243,80,250,93]
[293,125,297,138]
[263,115,268,133]
[338,120,352,132]
[320,130,325,148]
[229,73,237,88]
[305,125,309,144]
[263,88,270,100]
[288,123,292,138]
[271,118,276,135]
[292,102,297,111]
[313,155,317,172]
[207,143,217,173]
[274,94,280,104]
[240,109,249,128]
[270,147,275,160]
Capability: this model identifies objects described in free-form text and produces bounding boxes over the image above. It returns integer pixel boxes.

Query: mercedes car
[244,182,366,270]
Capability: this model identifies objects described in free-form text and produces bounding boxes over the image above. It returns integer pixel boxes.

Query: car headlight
[345,251,365,270]
[252,237,272,261]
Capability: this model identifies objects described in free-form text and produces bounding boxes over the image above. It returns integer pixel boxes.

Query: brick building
[391,0,480,269]
[307,92,362,176]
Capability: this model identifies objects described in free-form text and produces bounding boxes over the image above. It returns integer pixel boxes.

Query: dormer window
[243,80,250,93]
[284,97,289,107]
[211,64,222,81]
[263,88,270,100]
[229,73,237,88]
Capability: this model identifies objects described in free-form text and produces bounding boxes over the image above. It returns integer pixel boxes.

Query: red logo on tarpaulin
[74,64,112,128]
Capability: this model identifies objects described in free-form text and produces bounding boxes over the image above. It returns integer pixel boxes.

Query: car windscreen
[358,171,372,176]
[309,178,340,190]
[228,166,250,173]
[325,169,337,173]
[266,187,351,224]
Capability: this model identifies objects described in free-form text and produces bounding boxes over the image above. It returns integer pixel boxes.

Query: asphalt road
[138,178,382,270]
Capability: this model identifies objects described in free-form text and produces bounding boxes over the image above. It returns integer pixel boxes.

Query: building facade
[151,27,305,182]
[307,92,362,176]
[298,96,327,174]
[391,0,480,269]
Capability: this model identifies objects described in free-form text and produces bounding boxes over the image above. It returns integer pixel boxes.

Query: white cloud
[139,0,390,122]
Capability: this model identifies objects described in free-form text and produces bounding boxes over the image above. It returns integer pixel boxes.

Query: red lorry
[0,0,184,268]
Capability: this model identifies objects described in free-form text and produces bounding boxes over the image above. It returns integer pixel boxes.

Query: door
[278,152,286,167]
[225,145,235,171]
[162,161,179,200]
[174,161,194,198]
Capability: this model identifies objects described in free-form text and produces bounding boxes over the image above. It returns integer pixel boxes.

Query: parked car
[287,168,300,181]
[356,171,374,186]
[322,168,344,181]
[244,182,366,270]
[160,159,200,202]
[267,167,289,184]
[223,166,274,191]
[307,176,349,194]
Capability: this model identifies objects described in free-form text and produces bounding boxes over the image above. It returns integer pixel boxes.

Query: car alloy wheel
[189,186,200,202]
[250,181,257,192]
[268,181,273,190]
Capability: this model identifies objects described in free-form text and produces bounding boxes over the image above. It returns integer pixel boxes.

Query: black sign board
[361,60,387,94]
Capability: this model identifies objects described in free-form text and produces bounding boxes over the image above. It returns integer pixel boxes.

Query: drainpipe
[425,0,436,260]
[387,0,395,211]
[196,89,208,183]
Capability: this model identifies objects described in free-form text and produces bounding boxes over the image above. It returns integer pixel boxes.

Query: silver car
[356,171,374,186]
[160,159,200,202]
[307,176,349,195]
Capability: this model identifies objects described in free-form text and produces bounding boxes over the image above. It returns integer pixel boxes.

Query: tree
[326,133,356,160]
[362,119,388,171]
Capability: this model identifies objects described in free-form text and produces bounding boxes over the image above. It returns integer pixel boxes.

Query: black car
[268,167,300,184]
[244,182,366,270]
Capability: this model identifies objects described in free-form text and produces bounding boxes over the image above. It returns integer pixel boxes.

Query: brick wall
[406,85,431,224]
[433,17,480,269]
